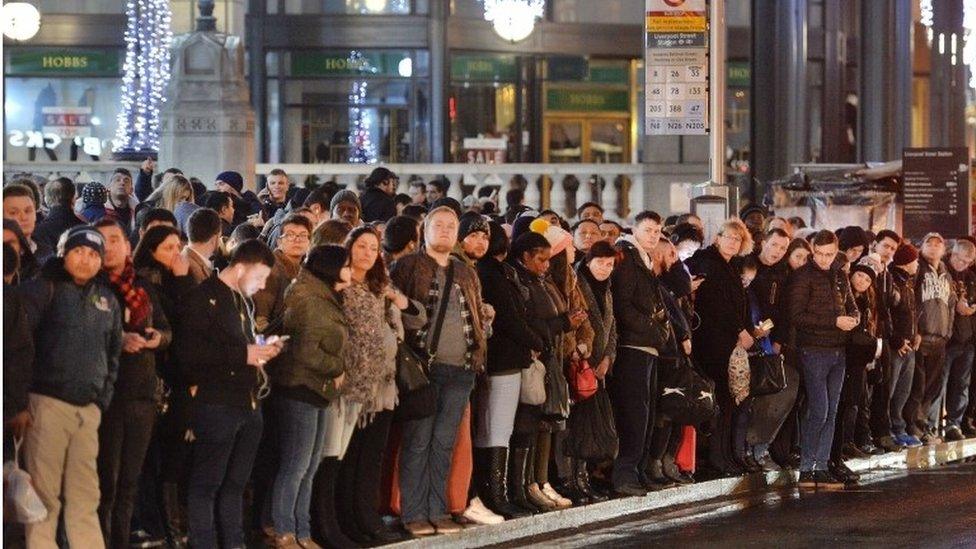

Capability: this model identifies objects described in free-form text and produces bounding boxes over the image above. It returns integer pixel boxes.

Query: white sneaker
[541,482,573,508]
[461,497,504,525]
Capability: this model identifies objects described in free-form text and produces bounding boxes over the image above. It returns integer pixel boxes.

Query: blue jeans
[888,349,916,437]
[187,403,264,549]
[271,396,329,539]
[399,364,476,523]
[798,347,846,472]
[943,343,975,429]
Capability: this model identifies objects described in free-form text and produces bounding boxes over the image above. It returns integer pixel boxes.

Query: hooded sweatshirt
[916,258,957,341]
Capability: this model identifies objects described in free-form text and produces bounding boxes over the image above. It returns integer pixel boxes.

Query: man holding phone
[175,239,283,549]
[788,230,858,489]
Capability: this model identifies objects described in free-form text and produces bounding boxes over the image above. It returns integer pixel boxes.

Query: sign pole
[708,0,726,186]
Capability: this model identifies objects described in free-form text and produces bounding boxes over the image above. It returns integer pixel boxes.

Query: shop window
[4,48,123,163]
[552,0,643,24]
[269,50,429,163]
[23,0,123,14]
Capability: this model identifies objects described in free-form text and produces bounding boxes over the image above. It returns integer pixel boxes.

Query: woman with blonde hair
[151,174,199,232]
[685,217,756,475]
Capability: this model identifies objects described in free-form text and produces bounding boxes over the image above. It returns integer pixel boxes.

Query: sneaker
[431,517,462,534]
[130,529,166,548]
[894,433,922,448]
[541,482,573,508]
[461,497,505,525]
[921,432,942,445]
[877,435,904,452]
[945,425,965,442]
[812,470,845,490]
[797,471,817,488]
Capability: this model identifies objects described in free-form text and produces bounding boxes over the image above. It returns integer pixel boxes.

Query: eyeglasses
[281,232,310,242]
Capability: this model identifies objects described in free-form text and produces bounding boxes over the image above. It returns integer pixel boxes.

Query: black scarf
[581,265,609,315]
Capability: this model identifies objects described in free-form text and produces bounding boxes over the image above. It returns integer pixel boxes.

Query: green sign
[6,49,120,76]
[548,56,588,81]
[589,62,629,85]
[728,62,750,87]
[546,88,630,113]
[290,51,411,77]
[450,54,517,82]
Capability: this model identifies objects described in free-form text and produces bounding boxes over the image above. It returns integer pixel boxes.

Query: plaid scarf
[107,258,151,331]
[415,261,475,367]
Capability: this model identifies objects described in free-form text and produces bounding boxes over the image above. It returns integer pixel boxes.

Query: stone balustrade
[257,163,653,222]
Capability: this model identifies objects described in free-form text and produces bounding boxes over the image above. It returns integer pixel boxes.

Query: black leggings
[336,411,393,539]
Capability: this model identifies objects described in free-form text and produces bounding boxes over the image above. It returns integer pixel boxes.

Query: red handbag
[569,358,599,401]
[675,425,697,474]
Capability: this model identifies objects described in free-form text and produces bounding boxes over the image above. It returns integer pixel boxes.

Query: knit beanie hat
[510,214,537,241]
[57,226,105,258]
[850,263,877,284]
[82,182,107,206]
[510,231,551,260]
[382,215,418,254]
[458,212,490,241]
[892,243,919,266]
[330,189,361,212]
[837,226,868,252]
[215,171,244,193]
[530,218,571,257]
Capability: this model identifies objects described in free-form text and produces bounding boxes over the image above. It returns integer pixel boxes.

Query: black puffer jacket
[788,261,858,349]
[889,266,917,347]
[478,257,545,376]
[685,245,748,366]
[750,252,790,346]
[610,238,669,351]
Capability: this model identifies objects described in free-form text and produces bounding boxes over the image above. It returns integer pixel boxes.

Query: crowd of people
[3,162,975,549]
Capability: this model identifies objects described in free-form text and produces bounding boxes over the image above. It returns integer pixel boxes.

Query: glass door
[544,120,583,163]
[543,118,628,163]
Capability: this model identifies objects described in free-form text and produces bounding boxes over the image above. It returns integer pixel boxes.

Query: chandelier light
[1,2,41,41]
[483,0,545,43]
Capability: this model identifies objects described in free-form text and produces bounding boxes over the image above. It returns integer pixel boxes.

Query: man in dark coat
[359,167,398,223]
[32,177,83,253]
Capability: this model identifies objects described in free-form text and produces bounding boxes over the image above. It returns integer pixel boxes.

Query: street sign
[901,147,971,240]
[644,0,709,135]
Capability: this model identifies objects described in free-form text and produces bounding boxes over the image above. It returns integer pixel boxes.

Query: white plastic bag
[520,358,547,405]
[3,437,48,524]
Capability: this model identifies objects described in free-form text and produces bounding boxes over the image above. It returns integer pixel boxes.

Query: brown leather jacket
[390,250,487,373]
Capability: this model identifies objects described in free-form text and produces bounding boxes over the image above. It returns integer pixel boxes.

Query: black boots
[311,457,357,549]
[573,460,607,503]
[479,447,532,519]
[161,482,187,548]
[507,446,540,514]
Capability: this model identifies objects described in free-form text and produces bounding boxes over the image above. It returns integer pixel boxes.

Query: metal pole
[709,0,726,185]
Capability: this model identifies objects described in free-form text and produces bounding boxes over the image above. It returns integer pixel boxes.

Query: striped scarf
[107,258,151,331]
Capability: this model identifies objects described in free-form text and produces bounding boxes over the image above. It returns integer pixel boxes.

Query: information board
[644,0,709,135]
[901,147,971,240]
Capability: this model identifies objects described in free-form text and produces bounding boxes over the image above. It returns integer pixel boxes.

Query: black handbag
[748,346,787,397]
[657,355,718,425]
[565,383,618,461]
[395,262,455,422]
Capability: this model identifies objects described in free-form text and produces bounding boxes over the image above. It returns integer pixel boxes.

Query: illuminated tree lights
[348,50,378,164]
[115,0,172,154]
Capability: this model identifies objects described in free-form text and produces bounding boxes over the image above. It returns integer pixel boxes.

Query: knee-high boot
[507,446,539,514]
[481,447,531,519]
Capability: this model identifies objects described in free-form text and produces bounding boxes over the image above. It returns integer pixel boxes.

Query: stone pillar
[859,0,912,162]
[929,0,967,148]
[158,3,256,189]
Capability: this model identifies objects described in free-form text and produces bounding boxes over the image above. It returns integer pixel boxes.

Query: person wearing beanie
[529,218,572,258]
[80,182,109,223]
[17,223,122,548]
[360,167,399,223]
[888,242,922,448]
[837,226,869,264]
[382,215,420,264]
[473,222,541,520]
[330,189,362,227]
[830,258,882,474]
[215,170,263,227]
[455,212,491,266]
